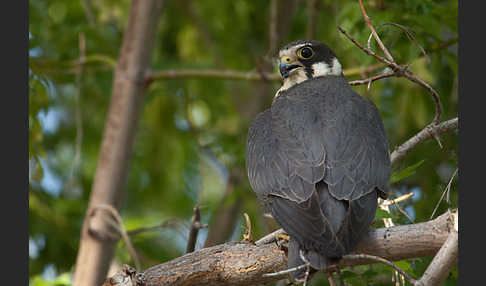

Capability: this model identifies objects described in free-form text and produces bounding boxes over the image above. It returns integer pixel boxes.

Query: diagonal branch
[416,212,458,286]
[358,0,394,62]
[390,117,458,166]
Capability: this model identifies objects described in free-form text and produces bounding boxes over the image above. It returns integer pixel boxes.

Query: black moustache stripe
[305,67,314,79]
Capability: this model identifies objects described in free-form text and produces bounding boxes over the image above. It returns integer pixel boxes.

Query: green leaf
[391,160,425,183]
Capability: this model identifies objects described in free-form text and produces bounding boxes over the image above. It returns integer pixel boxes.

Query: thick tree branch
[104,210,456,286]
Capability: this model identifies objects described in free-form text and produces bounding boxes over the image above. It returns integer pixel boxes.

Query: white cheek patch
[311,57,343,77]
[311,62,331,77]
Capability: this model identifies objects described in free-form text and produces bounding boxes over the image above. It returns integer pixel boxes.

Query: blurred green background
[29,0,457,285]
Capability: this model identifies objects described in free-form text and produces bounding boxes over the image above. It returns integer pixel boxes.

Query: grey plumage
[246,74,390,279]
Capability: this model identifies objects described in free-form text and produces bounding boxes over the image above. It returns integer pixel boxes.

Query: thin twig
[393,202,415,224]
[380,192,415,223]
[186,205,204,253]
[343,254,417,285]
[358,0,394,62]
[338,26,392,65]
[145,69,279,83]
[263,263,309,277]
[380,192,414,206]
[380,22,429,62]
[255,228,286,246]
[127,219,180,236]
[349,71,395,86]
[430,168,458,220]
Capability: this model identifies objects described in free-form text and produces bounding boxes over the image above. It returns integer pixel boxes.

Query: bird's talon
[276,233,290,242]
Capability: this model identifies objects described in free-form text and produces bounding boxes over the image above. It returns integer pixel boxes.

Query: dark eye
[298,47,314,59]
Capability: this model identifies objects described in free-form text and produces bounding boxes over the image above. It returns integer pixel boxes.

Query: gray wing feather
[269,76,390,200]
[246,110,316,203]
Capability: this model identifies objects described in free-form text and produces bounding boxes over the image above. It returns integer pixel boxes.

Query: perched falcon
[246,40,391,280]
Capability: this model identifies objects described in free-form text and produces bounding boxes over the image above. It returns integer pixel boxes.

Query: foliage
[29,0,457,285]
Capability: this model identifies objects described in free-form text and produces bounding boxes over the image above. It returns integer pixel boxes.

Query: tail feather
[270,182,379,281]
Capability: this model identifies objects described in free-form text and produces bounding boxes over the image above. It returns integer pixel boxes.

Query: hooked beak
[279,61,302,79]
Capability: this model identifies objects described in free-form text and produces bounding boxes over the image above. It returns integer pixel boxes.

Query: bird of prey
[246,40,391,281]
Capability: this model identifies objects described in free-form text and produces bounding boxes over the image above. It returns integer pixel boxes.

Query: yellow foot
[276,233,290,242]
[275,233,290,250]
[242,213,253,243]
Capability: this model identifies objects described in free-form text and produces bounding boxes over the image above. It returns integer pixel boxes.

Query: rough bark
[104,211,456,286]
[72,1,164,285]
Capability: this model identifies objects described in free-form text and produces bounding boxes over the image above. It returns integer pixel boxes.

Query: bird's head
[277,40,343,93]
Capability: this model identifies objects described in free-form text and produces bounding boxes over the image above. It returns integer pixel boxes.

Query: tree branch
[186,205,206,253]
[144,63,392,84]
[390,118,458,165]
[416,212,458,286]
[358,0,395,63]
[104,210,456,286]
[145,69,279,83]
[72,1,164,285]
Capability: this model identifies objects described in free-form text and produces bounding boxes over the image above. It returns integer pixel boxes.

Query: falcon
[246,40,391,281]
